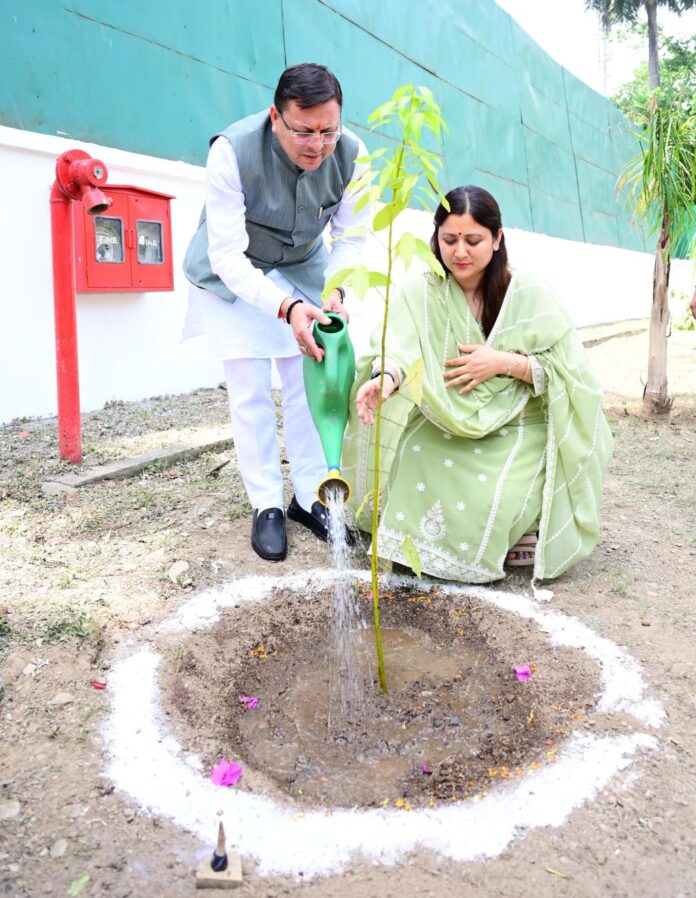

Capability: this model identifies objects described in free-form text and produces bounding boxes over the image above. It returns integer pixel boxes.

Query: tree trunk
[643,218,671,413]
[644,0,660,88]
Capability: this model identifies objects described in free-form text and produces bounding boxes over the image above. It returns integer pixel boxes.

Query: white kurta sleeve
[205,137,289,318]
[324,138,371,281]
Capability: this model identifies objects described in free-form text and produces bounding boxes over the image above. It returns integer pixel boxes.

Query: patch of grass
[130,488,156,509]
[227,501,252,522]
[43,608,100,643]
[607,563,634,599]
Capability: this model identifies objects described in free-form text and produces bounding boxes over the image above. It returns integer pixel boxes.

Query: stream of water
[325,488,370,717]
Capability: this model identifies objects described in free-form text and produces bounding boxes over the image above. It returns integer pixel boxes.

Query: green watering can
[303,312,355,506]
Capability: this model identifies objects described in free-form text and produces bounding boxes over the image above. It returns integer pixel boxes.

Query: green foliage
[44,608,99,642]
[618,98,696,245]
[326,85,448,692]
[612,29,696,120]
[401,534,422,578]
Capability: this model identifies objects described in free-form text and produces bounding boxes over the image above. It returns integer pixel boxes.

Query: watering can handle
[314,320,338,390]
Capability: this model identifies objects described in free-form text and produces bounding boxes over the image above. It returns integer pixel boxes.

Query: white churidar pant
[184,277,325,513]
[222,355,324,512]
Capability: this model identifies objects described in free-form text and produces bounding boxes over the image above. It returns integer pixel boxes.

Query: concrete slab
[41,437,232,491]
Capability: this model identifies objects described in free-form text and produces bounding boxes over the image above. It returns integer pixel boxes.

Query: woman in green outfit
[342,185,613,584]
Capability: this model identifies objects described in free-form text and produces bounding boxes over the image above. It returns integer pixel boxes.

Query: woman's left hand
[444,344,505,393]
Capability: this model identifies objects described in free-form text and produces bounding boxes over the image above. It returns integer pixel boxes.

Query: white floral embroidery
[456,501,466,511]
[416,482,426,492]
[499,427,509,436]
[443,433,452,440]
[459,542,469,552]
[419,501,446,541]
[412,444,422,452]
[444,458,453,468]
[395,512,405,521]
[478,473,487,482]
[474,447,483,455]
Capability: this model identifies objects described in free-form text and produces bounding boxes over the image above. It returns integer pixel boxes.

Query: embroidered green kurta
[342,270,613,583]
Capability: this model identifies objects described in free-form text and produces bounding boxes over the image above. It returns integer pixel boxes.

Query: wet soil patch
[159,581,600,809]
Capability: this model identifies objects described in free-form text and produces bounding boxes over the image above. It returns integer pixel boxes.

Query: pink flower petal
[514,664,531,682]
[239,695,259,710]
[211,758,244,787]
[420,764,433,775]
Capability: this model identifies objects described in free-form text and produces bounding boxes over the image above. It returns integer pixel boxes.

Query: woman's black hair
[430,185,511,337]
[274,63,343,111]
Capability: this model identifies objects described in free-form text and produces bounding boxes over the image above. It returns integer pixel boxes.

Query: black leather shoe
[287,495,355,545]
[251,507,287,562]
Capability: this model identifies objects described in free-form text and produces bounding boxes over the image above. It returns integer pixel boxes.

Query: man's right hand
[280,298,331,361]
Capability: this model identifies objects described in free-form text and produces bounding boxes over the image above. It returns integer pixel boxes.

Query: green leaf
[68,875,90,897]
[401,173,419,200]
[401,534,422,578]
[322,267,355,300]
[373,201,405,231]
[336,224,369,240]
[401,357,424,405]
[355,488,375,521]
[368,271,390,288]
[414,238,445,277]
[352,189,372,214]
[393,84,416,102]
[396,231,417,270]
[368,100,396,124]
[350,265,370,299]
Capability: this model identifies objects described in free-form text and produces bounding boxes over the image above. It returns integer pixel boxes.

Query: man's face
[270,99,341,170]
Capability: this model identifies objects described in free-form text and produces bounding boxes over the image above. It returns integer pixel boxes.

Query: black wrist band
[285,299,304,324]
[335,286,345,302]
[370,370,395,384]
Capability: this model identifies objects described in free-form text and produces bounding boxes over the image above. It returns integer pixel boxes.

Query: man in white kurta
[183,63,369,561]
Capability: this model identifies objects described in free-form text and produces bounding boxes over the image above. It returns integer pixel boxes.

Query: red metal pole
[50,182,82,464]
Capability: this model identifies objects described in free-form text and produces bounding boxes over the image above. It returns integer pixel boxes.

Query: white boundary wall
[0,125,692,425]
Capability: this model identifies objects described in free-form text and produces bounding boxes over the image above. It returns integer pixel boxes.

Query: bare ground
[1,324,696,898]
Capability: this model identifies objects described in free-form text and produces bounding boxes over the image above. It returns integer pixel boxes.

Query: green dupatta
[346,270,613,581]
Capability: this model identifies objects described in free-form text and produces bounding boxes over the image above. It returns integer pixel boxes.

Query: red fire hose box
[73,185,175,293]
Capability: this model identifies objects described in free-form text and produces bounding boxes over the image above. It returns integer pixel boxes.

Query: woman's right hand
[355,376,397,425]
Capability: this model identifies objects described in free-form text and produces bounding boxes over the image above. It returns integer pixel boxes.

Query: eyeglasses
[278,110,342,146]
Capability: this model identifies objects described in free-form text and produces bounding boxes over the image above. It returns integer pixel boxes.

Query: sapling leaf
[373,201,405,231]
[396,231,416,270]
[322,267,355,300]
[414,238,446,277]
[368,100,396,123]
[352,190,372,214]
[333,224,370,240]
[401,534,422,578]
[355,488,376,521]
[350,265,370,299]
[368,272,390,288]
[401,357,424,405]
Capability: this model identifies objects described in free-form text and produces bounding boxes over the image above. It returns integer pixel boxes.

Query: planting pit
[158,580,600,809]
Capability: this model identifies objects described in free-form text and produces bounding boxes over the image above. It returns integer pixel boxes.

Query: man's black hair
[274,63,343,111]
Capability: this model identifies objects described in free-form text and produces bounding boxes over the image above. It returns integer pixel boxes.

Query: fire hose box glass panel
[136,220,163,264]
[94,216,124,263]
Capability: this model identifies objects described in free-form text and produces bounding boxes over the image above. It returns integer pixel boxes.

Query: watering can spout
[302,313,355,507]
[318,468,351,505]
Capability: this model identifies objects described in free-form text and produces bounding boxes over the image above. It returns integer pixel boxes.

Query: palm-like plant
[619,100,695,411]
[587,0,695,412]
